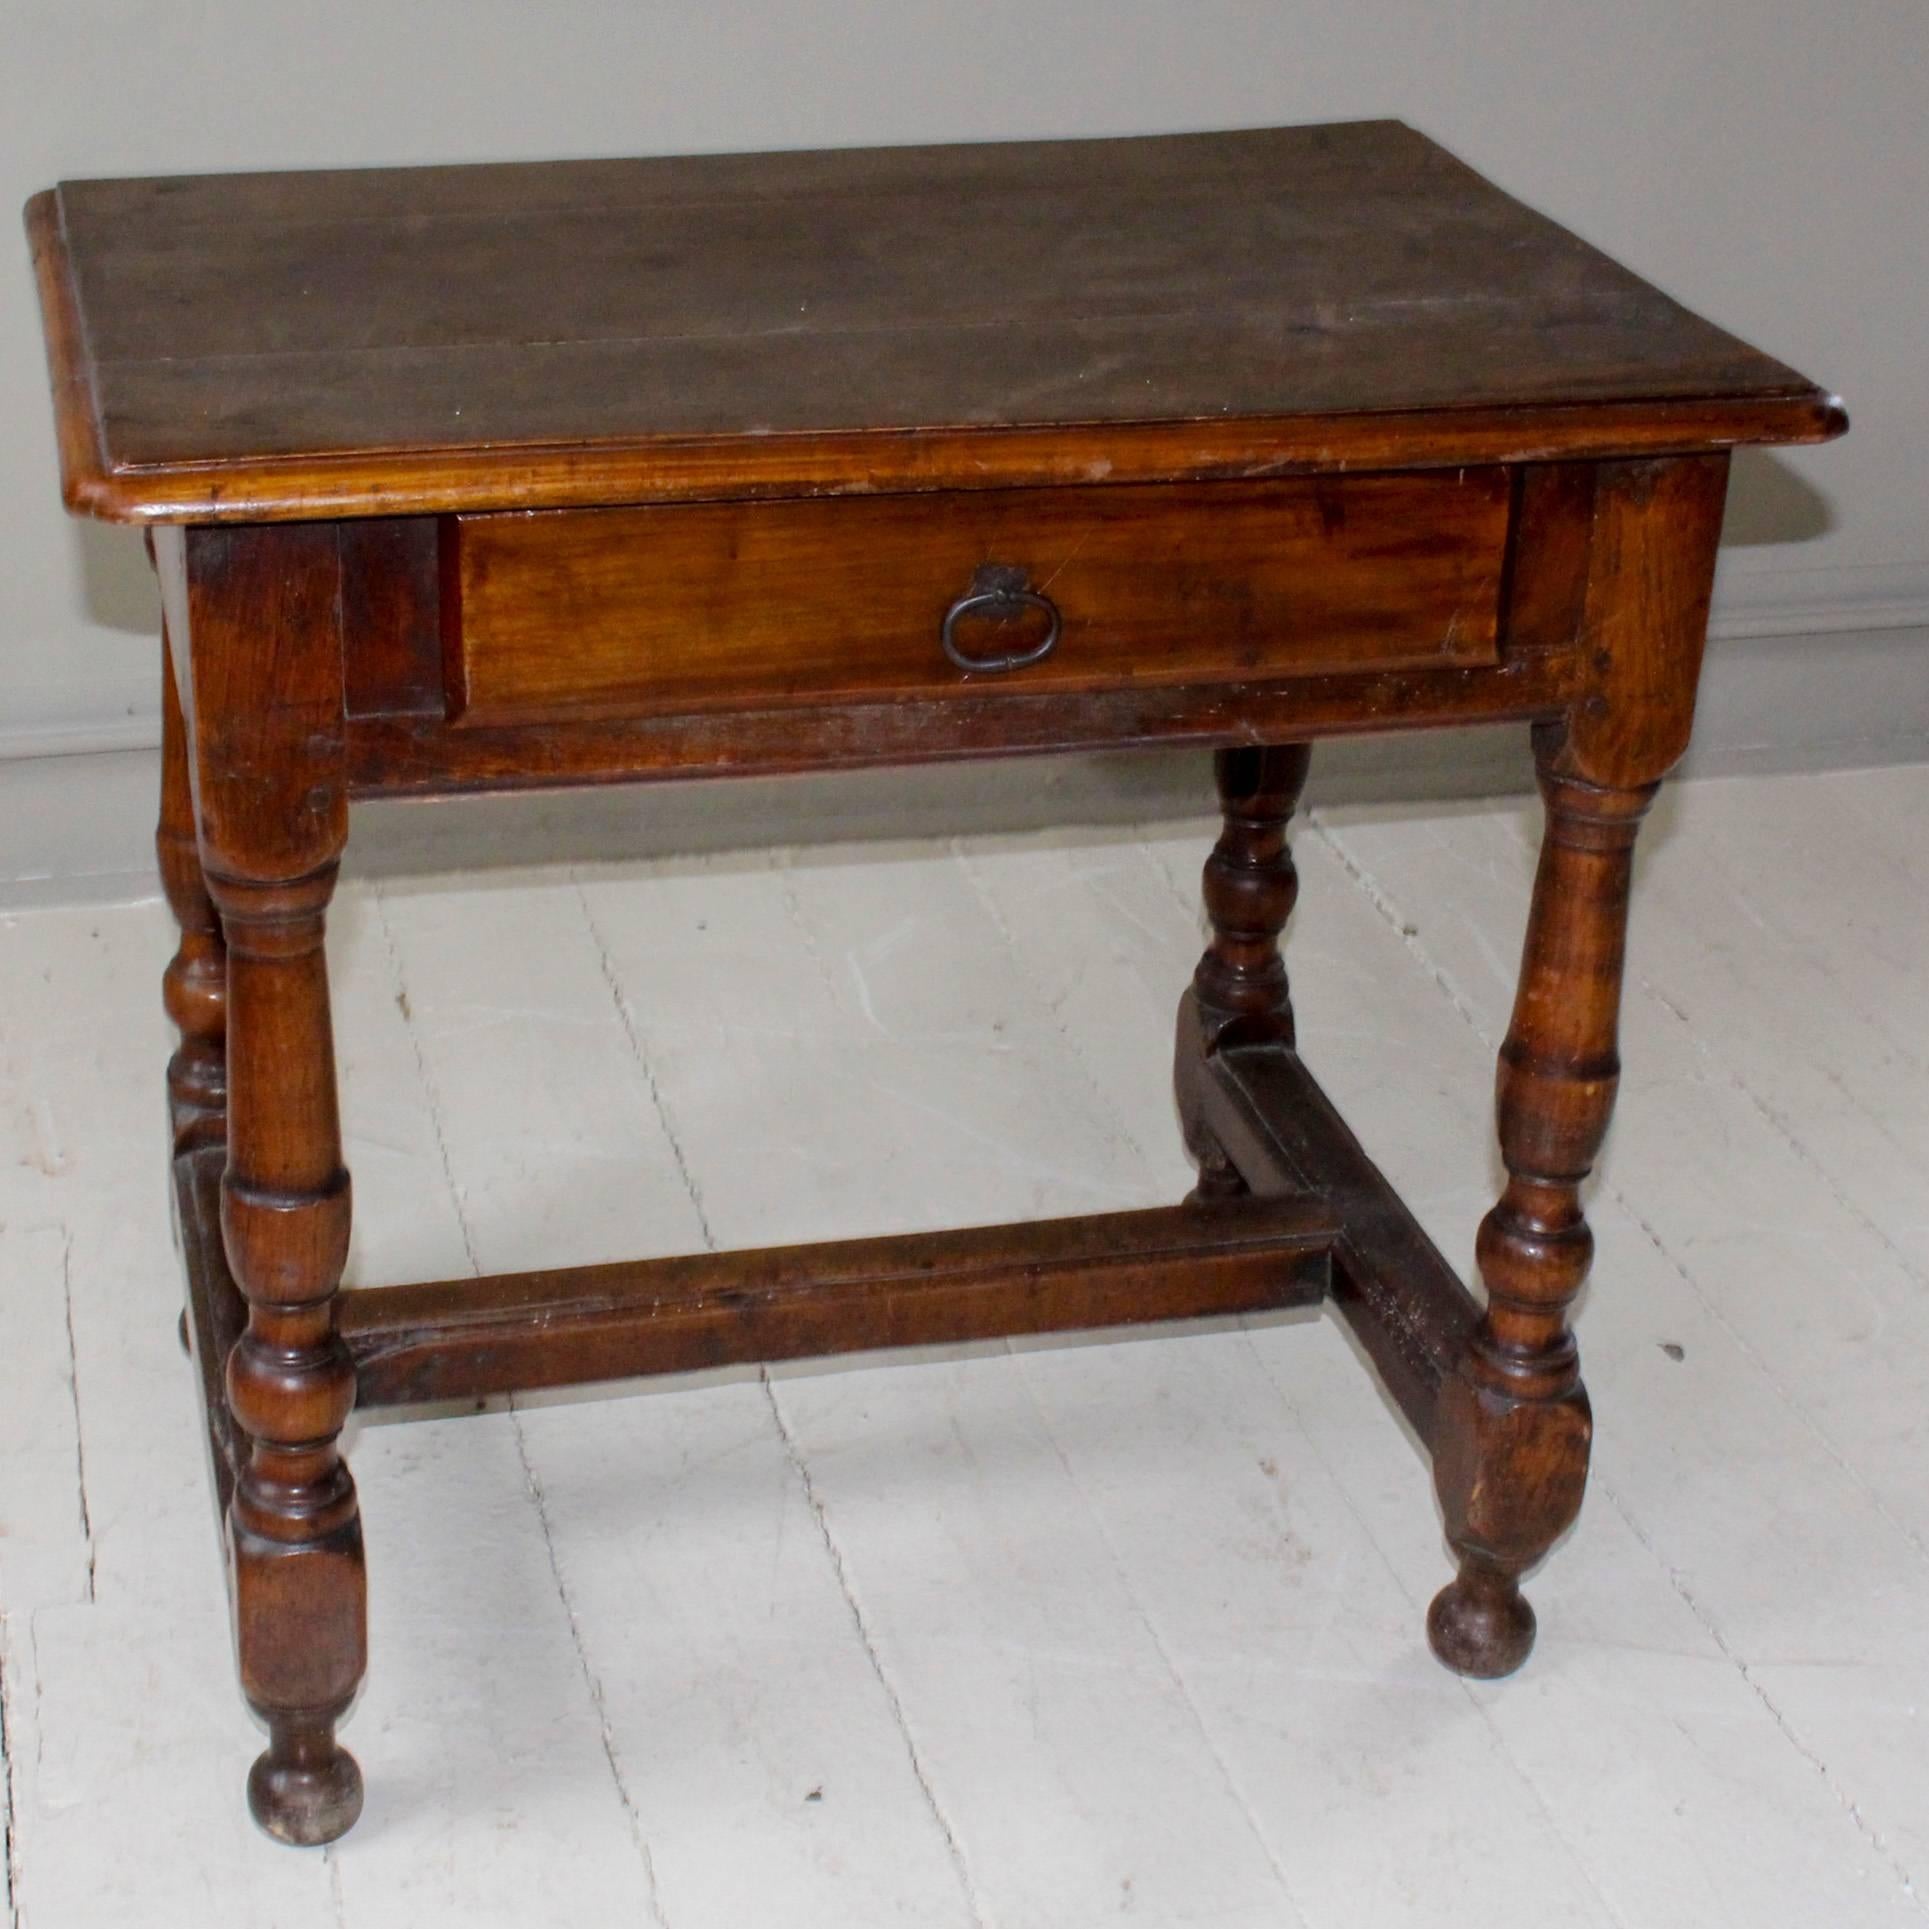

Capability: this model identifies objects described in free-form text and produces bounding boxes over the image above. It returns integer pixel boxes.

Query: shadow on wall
[1721,448,1835,546]
[75,517,158,634]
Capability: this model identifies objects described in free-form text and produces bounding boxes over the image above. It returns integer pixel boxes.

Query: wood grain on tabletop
[29,121,1840,520]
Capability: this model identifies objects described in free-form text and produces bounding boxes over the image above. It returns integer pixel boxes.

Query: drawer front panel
[446,471,1512,726]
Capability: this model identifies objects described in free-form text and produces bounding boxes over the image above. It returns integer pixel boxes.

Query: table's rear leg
[158,620,231,1385]
[157,624,228,1151]
[171,522,367,1845]
[157,620,253,1496]
[1174,744,1313,1200]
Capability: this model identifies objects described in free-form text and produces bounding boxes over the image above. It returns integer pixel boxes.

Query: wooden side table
[27,121,1843,1847]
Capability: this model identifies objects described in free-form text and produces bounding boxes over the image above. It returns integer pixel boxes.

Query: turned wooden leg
[1425,456,1730,1674]
[157,628,228,1152]
[1175,744,1313,1201]
[209,859,365,1842]
[159,620,245,1389]
[1427,744,1656,1675]
[163,521,367,1845]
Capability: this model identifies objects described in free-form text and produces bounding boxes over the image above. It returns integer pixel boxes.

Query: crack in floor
[373,893,482,1287]
[576,869,990,1927]
[1602,1482,1926,1916]
[761,1377,991,1929]
[1254,1327,1637,1929]
[1609,1186,1929,1580]
[1643,967,1929,1296]
[1318,810,1929,1577]
[574,877,717,1251]
[254,804,1923,1922]
[952,841,1165,1179]
[324,1839,347,1929]
[1007,1351,1316,1929]
[1,1620,20,1929]
[1303,812,1488,1037]
[512,1409,672,1929]
[976,816,1610,1927]
[378,886,671,1924]
[57,1232,95,1605]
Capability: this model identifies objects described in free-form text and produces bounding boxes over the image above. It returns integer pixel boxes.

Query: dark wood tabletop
[29,120,1841,522]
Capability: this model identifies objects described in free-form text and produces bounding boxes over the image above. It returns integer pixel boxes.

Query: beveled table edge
[26,188,1846,526]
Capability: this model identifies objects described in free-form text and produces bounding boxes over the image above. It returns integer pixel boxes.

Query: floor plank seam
[0,1618,19,1929]
[1608,1183,1929,1579]
[952,842,1166,1178]
[1344,806,1929,1579]
[510,1410,673,1929]
[1311,811,1929,1913]
[573,876,719,1251]
[1598,1483,1927,1917]
[1303,811,1492,1039]
[1234,1327,1634,1929]
[1641,970,1929,1294]
[55,1232,95,1606]
[375,886,671,1921]
[371,890,484,1282]
[576,861,991,1924]
[995,825,1612,1929]
[324,1843,346,1929]
[757,1376,992,1929]
[4,783,1923,1918]
[773,852,860,1015]
[1005,1348,1318,1929]
[1152,811,1641,1915]
[1130,829,1203,928]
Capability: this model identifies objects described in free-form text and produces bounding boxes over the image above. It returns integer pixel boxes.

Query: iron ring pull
[940,564,1061,673]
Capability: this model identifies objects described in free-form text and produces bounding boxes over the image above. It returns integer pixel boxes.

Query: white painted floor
[2,762,1926,1928]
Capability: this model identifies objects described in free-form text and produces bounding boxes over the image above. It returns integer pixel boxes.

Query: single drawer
[444,471,1512,726]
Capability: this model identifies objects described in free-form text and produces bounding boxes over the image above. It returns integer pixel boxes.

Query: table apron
[344,655,1578,797]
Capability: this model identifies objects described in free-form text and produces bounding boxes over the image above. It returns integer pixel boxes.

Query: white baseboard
[4,620,1924,911]
[1707,559,1929,640]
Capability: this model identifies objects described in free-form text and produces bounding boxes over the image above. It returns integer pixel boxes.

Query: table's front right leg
[169,522,367,1846]
[1428,745,1653,1673]
[1428,454,1729,1675]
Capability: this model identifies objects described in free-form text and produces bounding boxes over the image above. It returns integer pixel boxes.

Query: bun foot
[1427,1560,1536,1678]
[247,1724,363,1846]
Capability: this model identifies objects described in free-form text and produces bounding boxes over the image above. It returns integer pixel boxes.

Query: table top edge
[25,134,1849,527]
[42,394,1845,525]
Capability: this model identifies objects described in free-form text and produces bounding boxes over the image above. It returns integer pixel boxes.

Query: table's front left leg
[207,856,363,1844]
[171,522,366,1845]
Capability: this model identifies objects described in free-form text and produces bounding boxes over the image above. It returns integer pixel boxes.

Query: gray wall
[2,1,1924,897]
